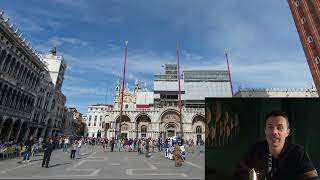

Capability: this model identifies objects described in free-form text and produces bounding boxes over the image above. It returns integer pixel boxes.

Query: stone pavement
[0,145,204,179]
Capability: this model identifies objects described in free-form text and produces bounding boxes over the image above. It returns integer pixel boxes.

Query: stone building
[69,107,86,137]
[0,11,69,142]
[86,64,232,143]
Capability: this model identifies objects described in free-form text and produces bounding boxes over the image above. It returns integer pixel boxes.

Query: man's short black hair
[265,110,290,129]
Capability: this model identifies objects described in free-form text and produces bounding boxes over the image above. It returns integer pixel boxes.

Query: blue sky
[1,0,313,113]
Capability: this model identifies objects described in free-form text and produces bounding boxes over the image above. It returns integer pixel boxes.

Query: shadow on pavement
[17,158,43,164]
[49,162,71,168]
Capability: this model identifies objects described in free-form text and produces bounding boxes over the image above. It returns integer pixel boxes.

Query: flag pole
[177,43,184,139]
[224,48,234,96]
[117,40,128,140]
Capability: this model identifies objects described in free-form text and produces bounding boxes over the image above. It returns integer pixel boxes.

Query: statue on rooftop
[50,47,57,55]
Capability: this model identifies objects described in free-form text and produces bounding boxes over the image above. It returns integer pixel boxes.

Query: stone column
[5,120,15,141]
[0,120,5,137]
[40,127,46,138]
[48,128,53,138]
[14,123,24,142]
[23,127,30,142]
[33,128,38,138]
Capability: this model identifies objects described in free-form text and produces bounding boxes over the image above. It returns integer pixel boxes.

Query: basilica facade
[86,65,232,142]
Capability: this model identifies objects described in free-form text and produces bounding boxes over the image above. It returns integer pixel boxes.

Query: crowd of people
[0,136,44,161]
[1,135,203,168]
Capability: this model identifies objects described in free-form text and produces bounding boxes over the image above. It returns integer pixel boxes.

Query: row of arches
[0,116,59,142]
[112,110,205,124]
[0,81,35,113]
[0,48,40,90]
[0,42,40,88]
[91,110,205,140]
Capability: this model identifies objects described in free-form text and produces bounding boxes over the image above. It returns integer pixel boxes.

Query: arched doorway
[0,115,3,131]
[192,115,205,144]
[18,121,28,142]
[141,125,147,138]
[0,118,13,141]
[45,119,53,139]
[160,110,181,139]
[120,124,129,139]
[136,114,151,138]
[37,127,43,139]
[196,126,202,144]
[10,119,21,141]
[104,123,110,138]
[115,115,131,139]
[97,130,101,138]
[165,122,178,138]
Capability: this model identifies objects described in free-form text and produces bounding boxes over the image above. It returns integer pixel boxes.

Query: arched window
[2,54,11,72]
[141,125,147,133]
[196,126,202,134]
[308,36,313,43]
[141,125,147,137]
[301,17,306,24]
[51,100,56,110]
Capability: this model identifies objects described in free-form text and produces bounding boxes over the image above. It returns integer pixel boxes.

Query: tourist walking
[110,137,115,152]
[76,139,82,157]
[137,139,142,155]
[174,143,182,167]
[42,138,53,168]
[70,140,77,160]
[63,136,69,153]
[145,138,150,157]
[23,136,34,163]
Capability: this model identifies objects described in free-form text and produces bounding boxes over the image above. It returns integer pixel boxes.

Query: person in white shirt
[76,139,82,157]
[63,136,69,153]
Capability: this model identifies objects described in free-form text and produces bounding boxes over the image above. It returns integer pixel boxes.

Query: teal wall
[205,98,320,177]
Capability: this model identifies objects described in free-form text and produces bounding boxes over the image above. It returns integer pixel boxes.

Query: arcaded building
[0,11,70,142]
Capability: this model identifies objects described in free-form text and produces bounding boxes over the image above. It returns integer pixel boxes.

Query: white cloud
[63,87,109,96]
[64,75,88,83]
[49,0,88,9]
[61,42,313,91]
[49,37,88,47]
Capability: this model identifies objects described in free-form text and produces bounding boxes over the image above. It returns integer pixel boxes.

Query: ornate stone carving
[162,113,179,122]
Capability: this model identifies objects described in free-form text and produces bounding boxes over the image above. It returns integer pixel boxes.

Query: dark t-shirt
[24,139,34,152]
[43,142,53,154]
[234,140,318,180]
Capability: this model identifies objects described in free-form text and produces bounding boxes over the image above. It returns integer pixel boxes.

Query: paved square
[0,145,204,179]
